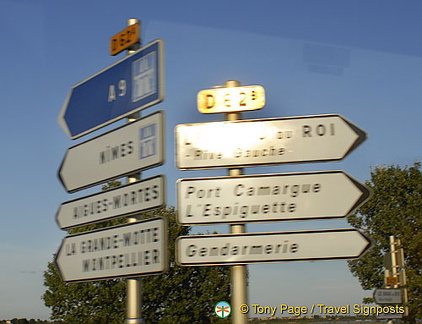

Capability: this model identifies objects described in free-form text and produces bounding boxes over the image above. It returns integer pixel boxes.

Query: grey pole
[225,80,248,324]
[125,18,144,324]
[387,235,397,324]
[390,236,398,286]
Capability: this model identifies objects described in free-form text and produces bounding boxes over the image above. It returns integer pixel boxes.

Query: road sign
[58,39,164,139]
[197,85,265,113]
[398,269,407,286]
[59,111,164,193]
[110,23,140,56]
[176,228,371,266]
[55,217,167,283]
[386,276,398,286]
[177,171,371,225]
[383,253,393,269]
[175,114,366,170]
[56,175,165,230]
[384,248,405,269]
[373,288,402,304]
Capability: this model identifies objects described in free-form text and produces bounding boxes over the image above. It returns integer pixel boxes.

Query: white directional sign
[177,171,371,225]
[55,218,167,283]
[197,85,265,114]
[373,288,403,304]
[59,111,164,193]
[56,175,165,230]
[175,114,366,170]
[176,229,371,266]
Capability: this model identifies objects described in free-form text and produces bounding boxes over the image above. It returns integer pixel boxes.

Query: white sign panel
[56,175,165,230]
[373,288,403,304]
[59,111,164,193]
[55,218,167,282]
[177,171,371,225]
[177,229,371,266]
[197,85,265,113]
[175,114,366,170]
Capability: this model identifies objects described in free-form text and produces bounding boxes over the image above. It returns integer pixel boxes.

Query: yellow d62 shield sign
[110,23,140,56]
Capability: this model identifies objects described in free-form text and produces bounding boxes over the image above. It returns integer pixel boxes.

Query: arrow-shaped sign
[56,175,165,230]
[373,288,403,304]
[58,39,164,139]
[177,171,372,225]
[58,111,164,193]
[55,218,167,283]
[176,114,367,170]
[176,229,372,266]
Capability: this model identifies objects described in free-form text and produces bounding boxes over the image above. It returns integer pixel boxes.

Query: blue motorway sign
[58,39,164,139]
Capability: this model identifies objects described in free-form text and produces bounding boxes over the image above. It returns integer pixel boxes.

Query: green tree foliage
[347,162,421,322]
[43,261,126,323]
[43,205,230,323]
[43,181,126,323]
[0,320,58,324]
[11,320,28,324]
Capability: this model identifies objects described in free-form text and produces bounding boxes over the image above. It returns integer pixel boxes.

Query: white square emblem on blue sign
[132,52,157,102]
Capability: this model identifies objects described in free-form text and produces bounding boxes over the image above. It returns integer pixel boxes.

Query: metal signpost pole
[125,18,143,324]
[390,236,398,285]
[225,80,248,324]
[390,236,408,318]
[57,17,166,323]
[175,79,370,323]
[388,235,397,324]
[398,240,409,317]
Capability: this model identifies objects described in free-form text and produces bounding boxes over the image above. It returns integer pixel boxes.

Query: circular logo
[215,301,231,318]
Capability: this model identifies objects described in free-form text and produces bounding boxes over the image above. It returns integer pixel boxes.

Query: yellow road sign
[110,23,140,56]
[197,85,265,113]
[386,276,398,286]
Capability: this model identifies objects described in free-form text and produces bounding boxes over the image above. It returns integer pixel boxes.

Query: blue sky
[0,0,421,320]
